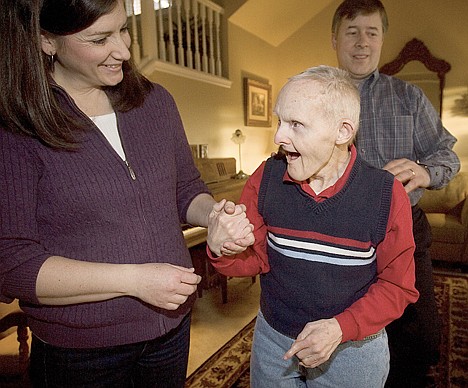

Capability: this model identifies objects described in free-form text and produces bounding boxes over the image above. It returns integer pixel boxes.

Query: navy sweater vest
[258,156,394,338]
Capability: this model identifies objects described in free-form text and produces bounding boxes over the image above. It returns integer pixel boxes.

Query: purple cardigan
[0,83,209,348]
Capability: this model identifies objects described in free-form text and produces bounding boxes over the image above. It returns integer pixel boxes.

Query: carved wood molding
[380,38,451,116]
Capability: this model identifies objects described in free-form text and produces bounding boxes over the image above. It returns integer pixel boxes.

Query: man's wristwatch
[416,161,433,183]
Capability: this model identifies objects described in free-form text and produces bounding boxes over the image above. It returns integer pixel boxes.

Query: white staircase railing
[126,0,229,86]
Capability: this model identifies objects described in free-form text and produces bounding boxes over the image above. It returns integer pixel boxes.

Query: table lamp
[231,129,249,179]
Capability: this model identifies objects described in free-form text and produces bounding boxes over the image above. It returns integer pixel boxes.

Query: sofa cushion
[419,172,468,214]
[429,243,463,263]
[427,213,466,244]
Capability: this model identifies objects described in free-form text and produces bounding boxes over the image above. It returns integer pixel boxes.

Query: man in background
[331,0,460,386]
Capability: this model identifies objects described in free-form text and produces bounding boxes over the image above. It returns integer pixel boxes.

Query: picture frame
[190,144,199,159]
[244,78,272,127]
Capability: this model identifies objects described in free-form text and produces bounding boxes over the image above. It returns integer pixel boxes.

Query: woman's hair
[289,65,361,140]
[0,0,152,149]
[332,0,388,35]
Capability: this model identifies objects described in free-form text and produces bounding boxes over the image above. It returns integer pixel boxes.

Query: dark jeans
[385,205,441,388]
[29,314,191,388]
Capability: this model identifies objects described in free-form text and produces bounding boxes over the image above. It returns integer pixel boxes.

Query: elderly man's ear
[336,120,356,145]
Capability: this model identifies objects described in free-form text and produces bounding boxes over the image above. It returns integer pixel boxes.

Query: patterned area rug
[185,270,468,388]
[185,318,254,388]
[427,271,468,387]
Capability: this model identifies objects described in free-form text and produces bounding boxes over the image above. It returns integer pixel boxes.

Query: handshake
[206,199,255,257]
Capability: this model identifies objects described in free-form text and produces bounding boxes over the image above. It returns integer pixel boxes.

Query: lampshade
[231,129,246,145]
[231,129,248,179]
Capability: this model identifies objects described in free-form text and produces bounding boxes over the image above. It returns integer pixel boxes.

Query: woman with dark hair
[0,0,253,386]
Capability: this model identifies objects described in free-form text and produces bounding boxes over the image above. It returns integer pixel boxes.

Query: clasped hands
[207,199,255,256]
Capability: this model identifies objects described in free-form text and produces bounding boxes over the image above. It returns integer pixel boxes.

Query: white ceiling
[229,0,335,47]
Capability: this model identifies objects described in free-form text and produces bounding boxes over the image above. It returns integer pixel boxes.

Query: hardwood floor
[187,276,261,376]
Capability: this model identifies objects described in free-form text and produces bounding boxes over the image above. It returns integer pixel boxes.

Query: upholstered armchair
[418,172,468,268]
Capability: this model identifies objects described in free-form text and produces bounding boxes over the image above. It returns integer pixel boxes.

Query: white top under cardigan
[91,112,126,160]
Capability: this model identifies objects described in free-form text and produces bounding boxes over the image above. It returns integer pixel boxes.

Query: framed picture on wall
[244,78,272,127]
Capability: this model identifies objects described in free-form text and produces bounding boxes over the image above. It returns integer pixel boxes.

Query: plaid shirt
[356,70,460,206]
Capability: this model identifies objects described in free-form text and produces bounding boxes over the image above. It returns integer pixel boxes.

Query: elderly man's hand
[283,318,343,368]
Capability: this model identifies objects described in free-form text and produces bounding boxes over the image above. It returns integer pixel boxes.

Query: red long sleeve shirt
[210,146,419,342]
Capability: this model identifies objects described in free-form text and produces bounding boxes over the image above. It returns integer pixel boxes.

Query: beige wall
[147,0,468,174]
[148,23,278,175]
